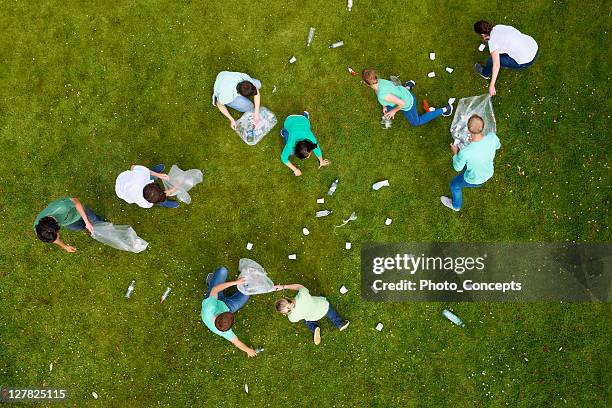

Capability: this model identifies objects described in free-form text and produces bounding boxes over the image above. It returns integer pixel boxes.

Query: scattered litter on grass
[272,86,277,93]
[478,43,486,51]
[302,227,310,236]
[288,254,297,260]
[381,115,392,129]
[316,197,325,204]
[327,179,339,196]
[427,71,436,78]
[289,56,297,64]
[345,242,352,250]
[375,322,384,331]
[336,212,356,228]
[340,285,348,294]
[385,217,393,225]
[160,287,171,303]
[246,242,253,251]
[316,210,333,218]
[49,363,53,372]
[92,392,98,399]
[372,179,390,190]
[347,66,357,76]
[429,52,436,60]
[125,280,136,298]
[329,41,344,48]
[307,27,315,47]
[347,0,353,11]
[443,309,465,327]
[244,384,249,393]
[446,67,454,74]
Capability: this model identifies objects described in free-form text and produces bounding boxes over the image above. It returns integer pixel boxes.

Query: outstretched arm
[231,337,257,357]
[489,50,500,96]
[210,277,246,298]
[70,198,93,234]
[274,284,304,291]
[53,236,76,253]
[253,92,261,125]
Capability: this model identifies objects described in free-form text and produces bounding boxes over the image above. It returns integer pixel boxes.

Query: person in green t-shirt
[440,114,501,211]
[280,112,330,176]
[361,68,454,127]
[275,284,349,345]
[201,266,257,357]
[33,197,104,253]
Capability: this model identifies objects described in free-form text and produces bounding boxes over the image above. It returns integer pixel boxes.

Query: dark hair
[36,216,60,243]
[143,183,166,204]
[361,68,378,85]
[295,140,318,159]
[214,312,235,332]
[237,81,258,97]
[474,20,493,35]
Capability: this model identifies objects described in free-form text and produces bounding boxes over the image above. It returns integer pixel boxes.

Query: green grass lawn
[0,0,610,406]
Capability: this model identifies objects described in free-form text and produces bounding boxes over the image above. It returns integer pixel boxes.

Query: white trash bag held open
[450,94,496,148]
[235,107,277,146]
[162,165,203,204]
[91,222,148,253]
[237,258,275,295]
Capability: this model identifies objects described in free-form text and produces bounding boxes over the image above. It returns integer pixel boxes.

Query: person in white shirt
[212,71,262,129]
[473,20,538,96]
[115,164,178,209]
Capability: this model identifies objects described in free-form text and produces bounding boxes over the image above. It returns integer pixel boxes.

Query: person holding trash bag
[34,197,104,253]
[201,266,258,357]
[440,114,501,211]
[361,68,453,127]
[274,283,349,345]
[473,20,538,96]
[280,111,330,177]
[213,71,262,129]
[115,164,179,209]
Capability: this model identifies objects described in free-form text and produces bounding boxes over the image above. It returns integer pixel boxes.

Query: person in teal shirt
[201,266,257,357]
[441,114,501,211]
[280,112,330,176]
[34,197,104,253]
[275,284,349,345]
[361,68,453,126]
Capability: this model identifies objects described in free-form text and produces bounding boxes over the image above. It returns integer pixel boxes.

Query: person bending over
[213,71,262,129]
[280,111,330,177]
[115,164,178,209]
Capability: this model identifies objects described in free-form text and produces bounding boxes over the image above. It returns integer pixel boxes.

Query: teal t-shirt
[453,132,501,184]
[280,115,322,164]
[201,296,236,342]
[287,287,330,323]
[376,79,414,111]
[33,197,81,231]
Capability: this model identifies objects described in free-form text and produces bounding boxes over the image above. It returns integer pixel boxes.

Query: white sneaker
[440,196,459,212]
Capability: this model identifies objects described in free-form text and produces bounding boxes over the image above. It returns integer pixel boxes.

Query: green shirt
[281,115,322,164]
[201,296,236,342]
[33,197,81,231]
[453,132,501,184]
[287,287,329,323]
[376,79,414,111]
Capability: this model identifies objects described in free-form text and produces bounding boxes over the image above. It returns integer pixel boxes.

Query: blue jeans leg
[483,53,536,77]
[64,207,104,231]
[398,98,444,127]
[304,320,319,333]
[227,96,254,113]
[450,173,482,210]
[224,290,250,314]
[325,303,345,328]
[150,164,165,175]
[205,266,228,299]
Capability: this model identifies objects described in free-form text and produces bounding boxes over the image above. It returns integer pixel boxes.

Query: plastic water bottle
[125,280,135,298]
[255,347,264,354]
[347,0,353,11]
[160,287,172,303]
[329,41,344,49]
[443,309,465,328]
[246,128,255,144]
[381,115,392,129]
[316,210,333,218]
[327,179,339,196]
[307,27,315,47]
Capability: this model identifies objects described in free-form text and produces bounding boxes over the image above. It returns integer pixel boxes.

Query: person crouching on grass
[280,111,330,177]
[362,68,453,127]
[115,164,179,209]
[274,283,349,345]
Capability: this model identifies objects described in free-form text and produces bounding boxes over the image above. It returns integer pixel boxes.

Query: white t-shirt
[115,165,154,208]
[213,71,255,105]
[488,25,538,65]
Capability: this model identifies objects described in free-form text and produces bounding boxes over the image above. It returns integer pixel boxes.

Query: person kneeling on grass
[34,197,104,253]
[212,71,262,129]
[280,111,330,177]
[473,20,538,96]
[440,114,501,212]
[361,68,453,127]
[274,284,349,345]
[201,266,257,357]
[115,164,178,209]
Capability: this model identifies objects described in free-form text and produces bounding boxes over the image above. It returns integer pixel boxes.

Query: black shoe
[442,103,454,117]
[404,80,416,91]
[474,63,490,80]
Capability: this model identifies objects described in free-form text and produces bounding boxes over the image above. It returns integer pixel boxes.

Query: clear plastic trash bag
[91,222,148,253]
[237,258,275,295]
[162,165,203,204]
[450,94,496,148]
[235,107,277,146]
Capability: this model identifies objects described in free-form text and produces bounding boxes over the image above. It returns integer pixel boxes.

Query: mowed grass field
[0,0,610,406]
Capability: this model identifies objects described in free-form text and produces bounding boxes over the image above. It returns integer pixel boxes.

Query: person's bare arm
[285,161,302,177]
[210,277,246,298]
[70,198,93,234]
[253,92,261,124]
[53,237,76,253]
[231,337,257,357]
[489,50,500,96]
[217,102,236,129]
[274,284,304,291]
[383,94,406,118]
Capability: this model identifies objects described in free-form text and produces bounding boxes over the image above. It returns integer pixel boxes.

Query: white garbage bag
[450,94,496,148]
[237,258,275,295]
[91,222,148,253]
[162,165,203,204]
[235,107,277,146]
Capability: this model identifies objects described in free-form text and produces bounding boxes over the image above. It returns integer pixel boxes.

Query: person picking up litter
[361,68,453,127]
[280,111,330,177]
[201,266,258,357]
[34,197,105,253]
[473,20,538,96]
[115,164,179,209]
[275,283,349,345]
[440,114,501,211]
[212,71,262,129]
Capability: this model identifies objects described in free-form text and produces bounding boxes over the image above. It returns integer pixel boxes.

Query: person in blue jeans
[212,71,262,129]
[115,164,179,209]
[201,266,257,357]
[361,68,454,127]
[441,114,501,211]
[275,284,349,345]
[473,20,538,96]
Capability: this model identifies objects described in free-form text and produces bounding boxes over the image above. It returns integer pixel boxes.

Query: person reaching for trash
[212,71,262,129]
[115,164,179,209]
[280,111,330,177]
